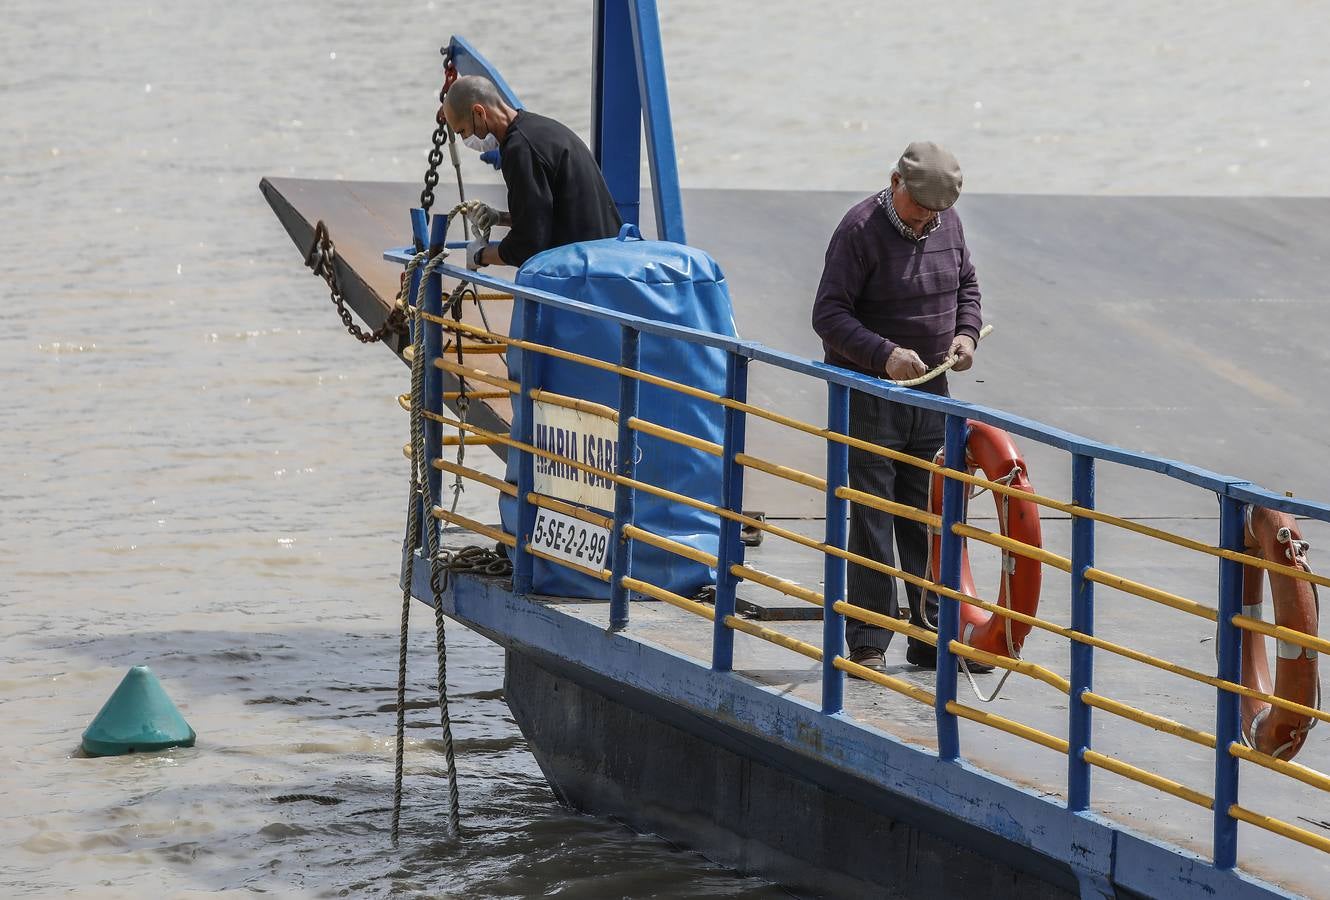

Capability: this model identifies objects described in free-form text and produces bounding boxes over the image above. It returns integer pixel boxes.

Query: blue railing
[389,233,1330,875]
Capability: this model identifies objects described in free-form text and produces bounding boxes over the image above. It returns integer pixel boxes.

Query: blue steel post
[626,0,686,243]
[935,414,967,760]
[1213,494,1246,869]
[609,326,641,631]
[711,353,749,671]
[1067,453,1095,812]
[591,0,642,227]
[822,384,850,714]
[513,297,540,596]
[421,213,449,552]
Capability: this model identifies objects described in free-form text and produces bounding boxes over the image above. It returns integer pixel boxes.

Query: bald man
[441,76,622,269]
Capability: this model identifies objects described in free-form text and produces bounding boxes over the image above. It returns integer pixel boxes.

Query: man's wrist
[472,244,487,268]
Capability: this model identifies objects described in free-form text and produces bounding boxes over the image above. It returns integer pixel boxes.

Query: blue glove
[479,148,502,170]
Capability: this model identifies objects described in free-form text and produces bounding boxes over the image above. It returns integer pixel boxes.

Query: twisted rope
[412,252,463,840]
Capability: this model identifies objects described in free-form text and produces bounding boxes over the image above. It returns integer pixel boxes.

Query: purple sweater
[811,195,982,396]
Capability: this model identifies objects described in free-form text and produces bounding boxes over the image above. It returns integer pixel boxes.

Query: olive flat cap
[897,141,963,211]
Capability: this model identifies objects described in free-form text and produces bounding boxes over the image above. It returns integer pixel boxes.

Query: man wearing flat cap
[812,141,983,673]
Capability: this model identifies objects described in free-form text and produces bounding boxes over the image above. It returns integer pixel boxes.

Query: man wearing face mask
[811,141,985,675]
[440,76,622,270]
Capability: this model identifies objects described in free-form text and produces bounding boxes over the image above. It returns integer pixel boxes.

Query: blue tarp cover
[499,225,736,599]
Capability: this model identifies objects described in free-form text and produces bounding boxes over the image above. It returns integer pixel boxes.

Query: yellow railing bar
[432,508,517,548]
[437,317,726,404]
[725,615,824,662]
[736,453,827,492]
[436,357,520,393]
[1229,743,1330,794]
[622,524,719,567]
[423,320,1330,591]
[419,411,1328,727]
[833,600,937,647]
[731,564,825,607]
[426,411,618,487]
[948,641,1071,694]
[1070,512,1330,592]
[1232,614,1330,657]
[427,319,949,474]
[1229,805,1330,855]
[527,544,612,582]
[528,388,618,421]
[526,493,614,530]
[630,418,722,456]
[945,702,1069,754]
[1081,692,1216,749]
[1082,750,1213,809]
[951,522,1073,573]
[434,458,517,497]
[444,343,506,355]
[400,391,507,410]
[1083,568,1218,621]
[833,656,936,706]
[444,435,502,447]
[621,576,717,620]
[414,291,513,303]
[836,486,941,527]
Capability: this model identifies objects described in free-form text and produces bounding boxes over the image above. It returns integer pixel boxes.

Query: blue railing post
[935,414,968,760]
[512,297,540,595]
[822,384,850,714]
[1214,494,1246,868]
[712,352,749,671]
[609,325,641,630]
[421,213,449,552]
[1068,453,1096,811]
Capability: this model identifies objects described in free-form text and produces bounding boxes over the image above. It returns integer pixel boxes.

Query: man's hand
[948,334,977,372]
[466,237,488,271]
[885,347,928,380]
[463,200,503,235]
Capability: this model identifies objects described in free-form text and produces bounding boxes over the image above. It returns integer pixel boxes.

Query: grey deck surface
[263,177,1330,519]
[549,514,1330,895]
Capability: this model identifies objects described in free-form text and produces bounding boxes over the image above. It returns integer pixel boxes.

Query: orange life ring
[1239,506,1320,761]
[928,421,1043,658]
[925,417,1037,656]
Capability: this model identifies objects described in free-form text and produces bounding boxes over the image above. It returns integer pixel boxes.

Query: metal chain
[304,221,408,344]
[420,56,458,214]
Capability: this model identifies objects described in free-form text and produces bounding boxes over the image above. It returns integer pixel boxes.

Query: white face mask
[463,132,499,154]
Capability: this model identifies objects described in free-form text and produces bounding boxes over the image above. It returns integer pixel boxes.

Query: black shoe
[906,643,995,674]
[847,646,886,677]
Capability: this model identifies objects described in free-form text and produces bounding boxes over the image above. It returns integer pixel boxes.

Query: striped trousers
[845,390,945,655]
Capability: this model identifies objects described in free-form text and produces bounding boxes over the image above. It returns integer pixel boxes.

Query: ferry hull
[422,563,1291,900]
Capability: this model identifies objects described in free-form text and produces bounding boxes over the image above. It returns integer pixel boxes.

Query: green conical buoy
[81,666,196,757]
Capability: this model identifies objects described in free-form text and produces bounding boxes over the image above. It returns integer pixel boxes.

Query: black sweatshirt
[497,111,623,267]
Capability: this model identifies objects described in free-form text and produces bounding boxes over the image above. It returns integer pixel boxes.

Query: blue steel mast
[592,0,686,244]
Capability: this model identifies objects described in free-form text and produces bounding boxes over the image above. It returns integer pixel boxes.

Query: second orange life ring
[928,421,1043,658]
[1240,506,1320,761]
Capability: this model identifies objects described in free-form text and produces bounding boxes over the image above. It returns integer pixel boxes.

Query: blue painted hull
[413,559,1295,900]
